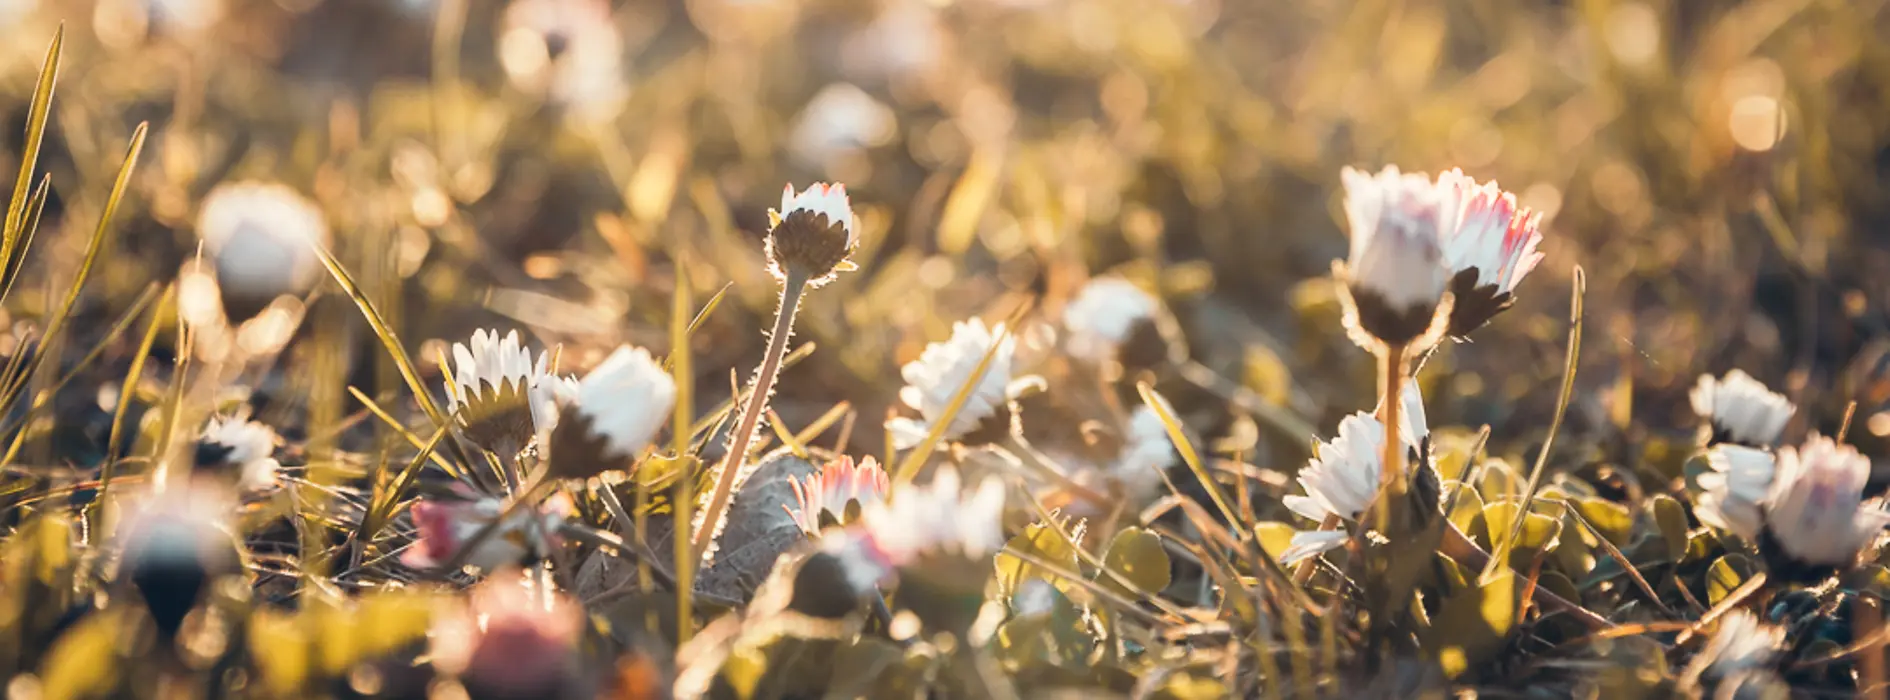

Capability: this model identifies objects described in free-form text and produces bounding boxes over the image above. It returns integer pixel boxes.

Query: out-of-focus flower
[839,1,943,83]
[432,575,584,698]
[822,467,1006,592]
[196,181,329,315]
[1335,165,1452,348]
[195,407,280,493]
[1689,610,1786,693]
[0,0,40,29]
[1061,276,1177,368]
[1696,444,1775,538]
[1435,169,1545,338]
[542,345,674,482]
[118,485,239,639]
[1279,384,1429,564]
[886,319,1018,449]
[499,0,628,122]
[789,84,898,169]
[404,486,569,572]
[766,182,858,287]
[1110,405,1178,500]
[1691,370,1795,447]
[786,455,890,535]
[444,330,575,454]
[1760,435,1890,573]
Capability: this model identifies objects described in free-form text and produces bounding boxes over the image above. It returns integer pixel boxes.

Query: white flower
[789,84,897,168]
[886,319,1016,449]
[839,1,943,82]
[1762,435,1890,567]
[777,182,856,248]
[404,486,570,572]
[1061,277,1161,363]
[1435,169,1544,295]
[445,330,575,448]
[786,455,891,535]
[1111,405,1177,498]
[1340,165,1452,312]
[561,345,675,460]
[1690,370,1795,447]
[1696,445,1775,539]
[196,181,329,303]
[824,467,1006,590]
[1279,530,1352,565]
[198,408,280,492]
[1703,611,1785,679]
[1278,389,1428,564]
[499,0,627,121]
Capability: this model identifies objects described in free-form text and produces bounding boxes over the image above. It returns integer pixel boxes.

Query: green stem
[691,271,807,565]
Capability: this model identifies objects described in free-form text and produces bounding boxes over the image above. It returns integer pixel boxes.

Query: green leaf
[1706,554,1756,606]
[1652,495,1690,563]
[1571,498,1634,547]
[1254,522,1297,562]
[1483,501,1562,554]
[1446,483,1486,534]
[1099,527,1171,598]
[995,520,1081,597]
[1429,571,1517,679]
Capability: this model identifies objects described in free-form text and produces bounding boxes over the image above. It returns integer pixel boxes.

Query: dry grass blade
[671,255,697,642]
[0,175,50,305]
[1483,267,1584,585]
[0,283,160,465]
[3,25,61,249]
[1136,382,1243,538]
[312,244,477,474]
[663,281,731,372]
[96,284,172,532]
[358,422,453,549]
[891,302,1033,486]
[0,123,147,417]
[345,386,460,479]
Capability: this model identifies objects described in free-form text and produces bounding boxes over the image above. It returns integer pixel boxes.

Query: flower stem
[691,270,808,565]
[1374,344,1406,533]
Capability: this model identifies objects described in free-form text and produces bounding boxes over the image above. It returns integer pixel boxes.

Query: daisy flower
[1694,444,1775,539]
[403,486,569,572]
[117,485,238,639]
[1690,369,1794,447]
[1060,276,1170,367]
[821,467,1006,593]
[1759,435,1890,575]
[766,182,858,287]
[1279,383,1429,564]
[196,181,329,313]
[431,574,584,698]
[543,344,676,481]
[1434,169,1545,337]
[1336,165,1453,347]
[786,455,891,535]
[886,318,1018,449]
[195,407,280,493]
[444,329,576,454]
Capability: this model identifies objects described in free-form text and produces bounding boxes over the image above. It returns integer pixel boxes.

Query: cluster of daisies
[102,160,1887,696]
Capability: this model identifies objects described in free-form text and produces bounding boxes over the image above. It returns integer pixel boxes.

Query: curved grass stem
[691,270,808,565]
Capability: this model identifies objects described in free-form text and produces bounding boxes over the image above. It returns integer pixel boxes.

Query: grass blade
[359,422,453,548]
[3,25,62,247]
[671,257,696,643]
[1482,267,1584,584]
[1137,382,1243,536]
[0,175,50,306]
[96,284,173,533]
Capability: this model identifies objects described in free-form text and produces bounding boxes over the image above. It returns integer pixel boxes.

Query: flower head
[786,455,890,535]
[1434,169,1545,337]
[543,345,676,481]
[432,575,584,698]
[196,181,329,315]
[1061,276,1170,366]
[1691,370,1795,447]
[766,182,858,287]
[789,84,897,169]
[403,485,569,572]
[822,467,1006,592]
[444,329,575,454]
[1110,405,1178,500]
[195,407,280,493]
[886,318,1017,449]
[1695,444,1775,539]
[118,485,239,639]
[1760,435,1890,570]
[1279,384,1429,564]
[1704,610,1785,678]
[499,0,628,122]
[1336,165,1453,347]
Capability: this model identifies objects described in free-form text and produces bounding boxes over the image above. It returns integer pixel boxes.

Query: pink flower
[432,575,583,697]
[403,485,568,572]
[786,455,891,535]
[1436,169,1544,295]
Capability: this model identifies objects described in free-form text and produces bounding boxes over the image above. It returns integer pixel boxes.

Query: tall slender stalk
[1374,344,1406,532]
[691,270,808,564]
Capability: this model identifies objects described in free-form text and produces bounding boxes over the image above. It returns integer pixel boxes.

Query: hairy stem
[1374,344,1406,533]
[691,271,808,565]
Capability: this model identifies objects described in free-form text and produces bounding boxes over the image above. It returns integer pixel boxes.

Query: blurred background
[1,0,1887,476]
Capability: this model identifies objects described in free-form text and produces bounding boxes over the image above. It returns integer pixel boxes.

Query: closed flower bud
[543,345,676,482]
[765,182,858,287]
[1691,369,1794,448]
[196,181,329,321]
[1435,169,1545,338]
[1335,165,1453,348]
[444,330,576,456]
